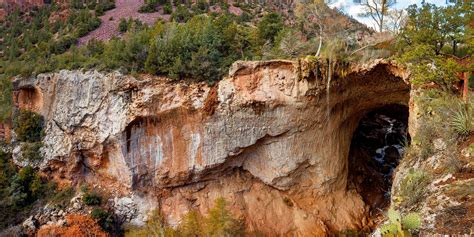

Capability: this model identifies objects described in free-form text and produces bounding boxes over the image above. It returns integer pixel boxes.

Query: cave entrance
[348,104,409,213]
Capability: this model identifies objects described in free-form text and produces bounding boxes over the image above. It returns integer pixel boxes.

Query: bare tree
[385,8,407,34]
[295,0,329,57]
[358,0,396,32]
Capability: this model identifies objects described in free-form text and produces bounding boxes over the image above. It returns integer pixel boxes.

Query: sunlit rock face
[12,59,410,235]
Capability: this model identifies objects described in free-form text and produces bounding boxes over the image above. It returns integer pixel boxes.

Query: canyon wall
[11,59,411,235]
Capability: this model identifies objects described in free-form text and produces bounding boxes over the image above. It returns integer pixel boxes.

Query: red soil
[78,0,170,45]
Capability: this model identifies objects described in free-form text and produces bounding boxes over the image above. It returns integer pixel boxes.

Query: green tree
[118,18,129,33]
[13,110,44,143]
[396,3,472,90]
[203,198,244,237]
[176,210,204,236]
[0,78,12,122]
[257,12,284,44]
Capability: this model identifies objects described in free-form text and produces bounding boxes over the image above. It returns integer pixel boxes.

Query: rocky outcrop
[11,59,411,235]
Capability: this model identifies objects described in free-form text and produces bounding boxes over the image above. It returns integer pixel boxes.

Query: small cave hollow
[17,87,42,112]
[348,104,410,214]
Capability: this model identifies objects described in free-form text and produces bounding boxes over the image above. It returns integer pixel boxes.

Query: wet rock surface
[348,104,409,215]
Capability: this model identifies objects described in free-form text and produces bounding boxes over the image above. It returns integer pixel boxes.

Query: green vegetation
[118,18,145,33]
[21,142,43,162]
[396,2,473,91]
[49,187,76,208]
[0,1,374,121]
[449,102,473,136]
[0,2,110,122]
[91,208,116,232]
[0,150,56,229]
[13,110,44,142]
[257,12,284,44]
[82,187,102,206]
[0,79,12,122]
[396,168,430,209]
[139,0,169,13]
[126,197,245,236]
[380,208,421,237]
[407,90,473,161]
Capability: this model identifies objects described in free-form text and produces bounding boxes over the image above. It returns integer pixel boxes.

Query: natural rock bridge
[11,59,411,235]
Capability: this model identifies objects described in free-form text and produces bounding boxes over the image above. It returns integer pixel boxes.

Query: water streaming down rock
[373,116,407,180]
[348,105,409,214]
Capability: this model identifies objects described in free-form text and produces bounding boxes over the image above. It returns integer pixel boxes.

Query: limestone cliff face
[12,59,410,235]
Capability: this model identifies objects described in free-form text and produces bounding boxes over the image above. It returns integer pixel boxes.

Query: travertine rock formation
[12,59,411,235]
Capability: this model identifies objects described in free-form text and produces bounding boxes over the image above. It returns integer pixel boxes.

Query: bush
[257,12,284,44]
[397,169,430,209]
[82,188,102,206]
[411,90,473,160]
[21,142,43,162]
[449,102,473,136]
[0,77,12,122]
[139,4,156,13]
[126,197,245,236]
[171,5,192,23]
[380,208,421,236]
[118,18,129,33]
[202,197,244,236]
[49,187,75,208]
[13,110,44,142]
[8,165,44,207]
[145,15,248,81]
[91,208,116,232]
[52,36,78,54]
[126,210,177,236]
[163,3,173,14]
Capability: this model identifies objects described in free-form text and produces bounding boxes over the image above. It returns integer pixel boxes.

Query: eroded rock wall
[11,59,410,235]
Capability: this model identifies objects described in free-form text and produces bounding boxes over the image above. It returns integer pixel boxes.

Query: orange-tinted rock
[12,60,411,235]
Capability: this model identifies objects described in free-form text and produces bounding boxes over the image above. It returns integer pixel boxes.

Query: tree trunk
[316,34,322,57]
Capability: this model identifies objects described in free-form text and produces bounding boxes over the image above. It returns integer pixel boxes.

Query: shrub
[126,198,244,236]
[380,208,421,236]
[13,110,44,142]
[397,168,430,209]
[118,18,129,33]
[163,3,173,14]
[257,12,284,44]
[21,142,43,162]
[145,15,246,81]
[449,102,473,136]
[49,187,75,208]
[139,4,156,13]
[176,210,204,236]
[91,208,116,232]
[82,188,102,206]
[8,165,44,207]
[52,36,79,54]
[0,152,45,229]
[0,77,12,122]
[171,5,192,23]
[125,210,177,236]
[202,197,244,236]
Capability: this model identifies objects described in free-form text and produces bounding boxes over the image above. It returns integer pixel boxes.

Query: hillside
[0,1,472,236]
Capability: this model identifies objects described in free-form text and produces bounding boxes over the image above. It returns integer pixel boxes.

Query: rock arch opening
[348,104,409,214]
